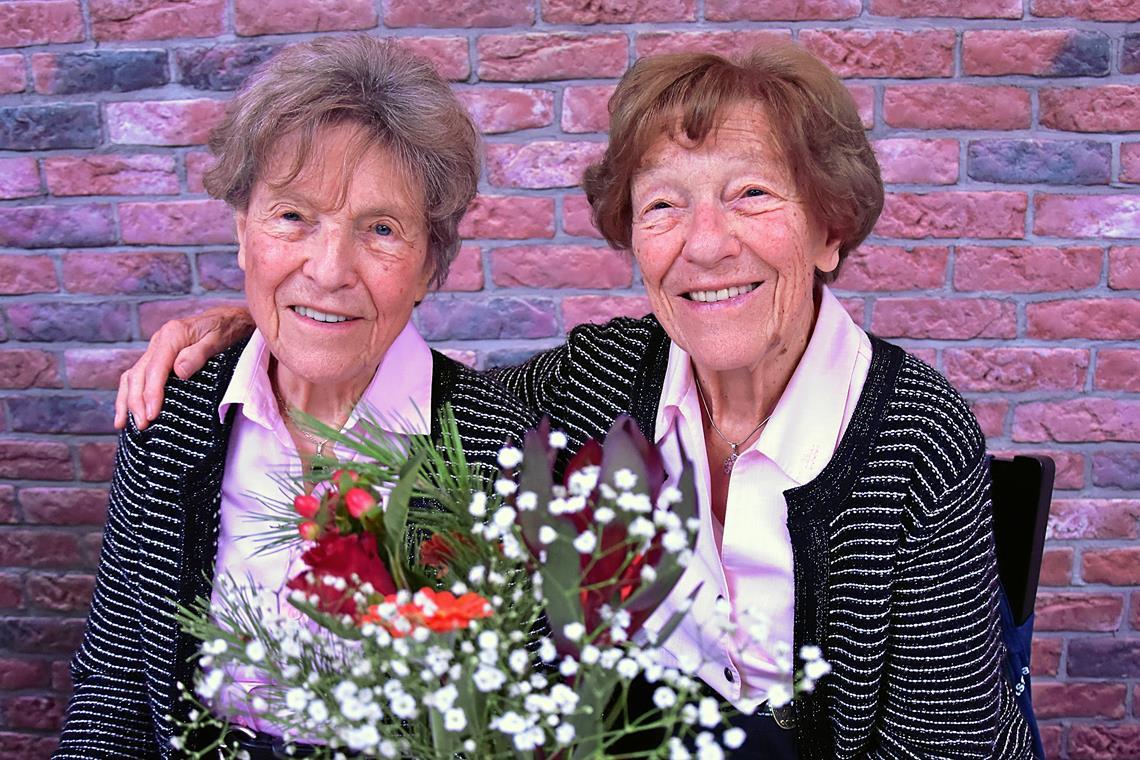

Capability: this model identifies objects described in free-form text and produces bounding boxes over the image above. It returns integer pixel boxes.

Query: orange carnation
[360,587,492,636]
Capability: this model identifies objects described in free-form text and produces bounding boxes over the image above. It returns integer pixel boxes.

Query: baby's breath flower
[548,430,568,449]
[722,727,746,749]
[562,622,585,641]
[468,492,487,517]
[559,658,579,677]
[285,687,308,711]
[640,565,658,583]
[572,531,597,554]
[509,649,530,674]
[767,682,793,708]
[497,446,523,469]
[580,644,600,665]
[444,707,467,732]
[805,659,831,680]
[594,506,616,524]
[473,665,506,692]
[495,479,518,497]
[616,657,639,680]
[800,644,822,661]
[629,516,655,539]
[555,722,576,744]
[538,525,558,545]
[698,697,720,727]
[195,669,225,700]
[244,640,265,662]
[493,505,517,528]
[653,686,677,709]
[516,490,538,511]
[613,468,638,490]
[308,700,328,722]
[477,631,499,651]
[491,711,528,735]
[538,638,557,662]
[467,565,486,585]
[390,692,418,720]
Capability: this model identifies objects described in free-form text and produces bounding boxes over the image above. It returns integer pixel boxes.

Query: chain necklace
[273,388,334,459]
[693,378,773,475]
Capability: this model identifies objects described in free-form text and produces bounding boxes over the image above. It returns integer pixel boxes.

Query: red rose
[286,532,396,616]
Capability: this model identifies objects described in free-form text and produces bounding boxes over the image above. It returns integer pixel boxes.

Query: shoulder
[432,352,536,463]
[564,314,661,361]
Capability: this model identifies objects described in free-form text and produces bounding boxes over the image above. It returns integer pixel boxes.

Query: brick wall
[1,1,1138,757]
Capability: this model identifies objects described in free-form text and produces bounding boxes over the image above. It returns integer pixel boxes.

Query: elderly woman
[117,45,1036,759]
[56,37,534,759]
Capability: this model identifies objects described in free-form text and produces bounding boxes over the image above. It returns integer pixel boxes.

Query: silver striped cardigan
[55,340,536,759]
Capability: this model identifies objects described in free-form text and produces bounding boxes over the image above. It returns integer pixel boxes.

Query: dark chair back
[989,454,1055,628]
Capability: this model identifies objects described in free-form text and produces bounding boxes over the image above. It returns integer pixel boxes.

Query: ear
[413,261,433,304]
[815,233,842,275]
[234,211,248,271]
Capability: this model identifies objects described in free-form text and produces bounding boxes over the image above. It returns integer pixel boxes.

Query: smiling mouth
[682,282,760,303]
[290,305,356,324]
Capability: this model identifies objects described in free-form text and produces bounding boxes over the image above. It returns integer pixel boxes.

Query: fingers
[114,367,130,430]
[172,307,255,379]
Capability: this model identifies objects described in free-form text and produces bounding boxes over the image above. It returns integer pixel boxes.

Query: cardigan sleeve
[55,419,160,759]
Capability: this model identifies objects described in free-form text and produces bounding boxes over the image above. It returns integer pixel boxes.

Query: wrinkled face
[630,103,840,375]
[236,122,432,390]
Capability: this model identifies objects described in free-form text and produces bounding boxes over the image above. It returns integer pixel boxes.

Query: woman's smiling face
[630,102,841,375]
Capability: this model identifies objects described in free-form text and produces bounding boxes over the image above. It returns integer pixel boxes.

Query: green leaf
[383,448,428,588]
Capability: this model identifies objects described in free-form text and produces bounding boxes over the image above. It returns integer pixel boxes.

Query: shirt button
[724,667,735,683]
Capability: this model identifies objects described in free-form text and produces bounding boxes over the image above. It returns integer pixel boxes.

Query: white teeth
[687,282,757,304]
[293,305,350,323]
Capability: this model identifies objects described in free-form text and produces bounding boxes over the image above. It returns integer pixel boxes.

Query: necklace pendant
[723,445,738,475]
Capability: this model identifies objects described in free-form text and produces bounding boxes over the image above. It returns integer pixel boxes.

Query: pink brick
[62,251,191,295]
[119,200,235,245]
[634,29,792,58]
[0,441,73,481]
[138,297,244,338]
[459,195,555,240]
[65,349,144,390]
[837,298,866,329]
[1082,548,1140,585]
[1017,449,1085,490]
[1033,682,1127,719]
[1031,0,1140,21]
[871,0,1020,16]
[877,192,1027,239]
[831,245,948,291]
[561,85,616,134]
[971,399,1007,438]
[1034,594,1124,633]
[20,488,108,525]
[1048,499,1140,540]
[477,33,627,82]
[1121,144,1140,184]
[106,99,227,146]
[847,84,874,129]
[439,245,483,292]
[801,29,955,78]
[944,348,1088,392]
[0,256,57,295]
[79,441,117,481]
[0,158,41,199]
[234,0,375,35]
[1013,399,1140,443]
[1108,246,1140,289]
[0,55,26,93]
[873,139,958,184]
[0,1,84,47]
[1034,195,1140,239]
[884,85,1030,130]
[456,88,553,135]
[91,0,223,41]
[0,350,61,389]
[395,37,470,81]
[954,246,1102,292]
[543,0,694,23]
[963,30,1100,76]
[486,141,606,189]
[1037,549,1073,587]
[386,0,532,26]
[1027,299,1140,340]
[492,245,632,289]
[1068,725,1140,760]
[185,151,214,194]
[871,298,1016,339]
[706,0,860,20]
[44,155,178,196]
[563,295,651,331]
[1095,350,1140,392]
[1041,86,1140,132]
[563,194,602,239]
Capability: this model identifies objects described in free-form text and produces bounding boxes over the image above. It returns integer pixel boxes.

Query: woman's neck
[269,357,366,431]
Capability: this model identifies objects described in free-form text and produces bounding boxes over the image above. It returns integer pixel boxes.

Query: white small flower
[509,649,530,674]
[478,630,499,651]
[202,638,228,655]
[572,531,597,553]
[555,722,575,744]
[652,686,677,709]
[308,700,328,722]
[616,657,639,680]
[629,516,655,539]
[285,687,308,711]
[498,446,523,469]
[698,697,720,727]
[516,490,538,511]
[722,727,746,749]
[195,668,225,700]
[594,506,615,524]
[538,525,558,545]
[493,505,517,528]
[469,492,487,517]
[390,692,418,720]
[549,430,569,449]
[473,665,507,692]
[805,659,831,680]
[696,742,725,760]
[428,684,458,712]
[658,486,683,505]
[559,658,579,677]
[668,737,692,760]
[562,622,585,641]
[444,707,467,732]
[492,711,528,735]
[614,468,638,490]
[567,466,600,497]
[495,479,518,497]
[244,640,265,663]
[800,644,822,661]
[468,564,486,585]
[580,644,600,665]
[663,529,688,552]
[767,682,793,708]
[617,492,652,513]
[640,565,658,584]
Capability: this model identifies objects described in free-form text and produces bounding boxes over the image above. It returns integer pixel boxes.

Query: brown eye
[743,188,766,198]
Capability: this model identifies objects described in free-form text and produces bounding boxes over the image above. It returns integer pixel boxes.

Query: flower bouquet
[173,409,824,759]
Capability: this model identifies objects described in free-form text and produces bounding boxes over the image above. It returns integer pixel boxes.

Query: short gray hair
[204,35,480,287]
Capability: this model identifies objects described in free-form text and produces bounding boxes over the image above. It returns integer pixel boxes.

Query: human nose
[303,223,357,290]
[680,202,740,266]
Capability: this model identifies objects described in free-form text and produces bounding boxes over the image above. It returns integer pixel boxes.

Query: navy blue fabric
[997,588,1045,759]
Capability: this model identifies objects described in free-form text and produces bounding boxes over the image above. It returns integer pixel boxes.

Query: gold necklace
[273,387,334,459]
[693,378,772,475]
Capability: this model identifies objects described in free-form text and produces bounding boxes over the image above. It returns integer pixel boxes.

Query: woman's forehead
[636,104,784,175]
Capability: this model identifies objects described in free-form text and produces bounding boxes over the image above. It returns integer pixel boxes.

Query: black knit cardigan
[55,340,537,759]
[491,315,1036,760]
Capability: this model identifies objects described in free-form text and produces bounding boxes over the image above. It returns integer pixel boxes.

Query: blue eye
[649,201,671,211]
[282,211,303,222]
[373,223,392,236]
[743,188,766,198]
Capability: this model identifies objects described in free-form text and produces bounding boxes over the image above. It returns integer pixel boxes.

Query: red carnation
[286,532,396,617]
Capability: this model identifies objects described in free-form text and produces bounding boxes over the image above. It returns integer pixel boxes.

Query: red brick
[544,0,693,22]
[839,297,867,329]
[1027,299,1140,340]
[872,298,1016,339]
[456,88,553,135]
[44,154,178,196]
[954,246,1101,293]
[486,141,606,189]
[706,0,859,20]
[0,730,58,758]
[1048,499,1140,540]
[0,55,26,94]
[563,194,602,239]
[395,37,470,82]
[386,0,532,26]
[1035,195,1140,239]
[1031,637,1062,676]
[872,139,958,185]
[1038,548,1073,587]
[1095,349,1139,393]
[1031,0,1140,21]
[870,0,1020,16]
[0,350,61,390]
[0,575,19,608]
[847,85,874,129]
[0,1,83,47]
[831,245,947,291]
[1082,548,1140,585]
[1108,246,1140,289]
[634,29,792,58]
[1041,727,1063,760]
[1134,592,1140,630]
[0,659,48,690]
[0,158,40,199]
[884,85,1030,130]
[1014,400,1140,443]
[1034,593,1123,632]
[0,530,83,569]
[492,245,632,289]
[439,245,483,292]
[185,151,213,194]
[119,200,235,245]
[1068,725,1140,760]
[1120,143,1140,184]
[0,256,57,296]
[106,99,226,146]
[3,695,64,731]
[561,85,616,134]
[62,251,191,295]
[234,0,375,35]
[878,192,1026,239]
[563,295,651,331]
[964,30,1109,77]
[138,297,244,338]
[944,348,1088,392]
[52,658,73,694]
[0,204,116,249]
[64,348,144,391]
[477,33,627,82]
[1041,86,1140,133]
[90,0,223,41]
[1033,683,1127,719]
[78,442,117,482]
[0,441,72,481]
[459,195,555,240]
[20,488,108,525]
[0,487,15,524]
[801,29,955,78]
[25,573,95,613]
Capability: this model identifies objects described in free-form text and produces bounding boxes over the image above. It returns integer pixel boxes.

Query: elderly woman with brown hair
[55,36,535,759]
[117,44,1037,759]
